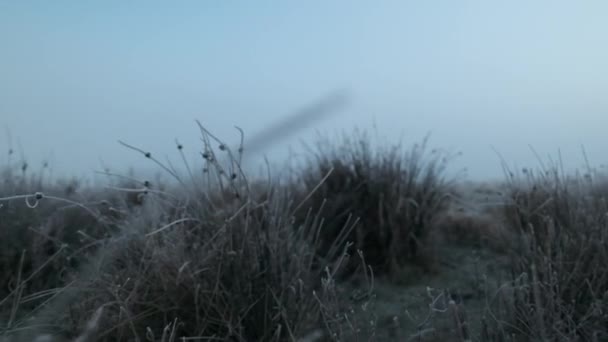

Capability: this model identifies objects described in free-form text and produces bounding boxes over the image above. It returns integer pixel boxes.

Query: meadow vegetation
[1,125,607,341]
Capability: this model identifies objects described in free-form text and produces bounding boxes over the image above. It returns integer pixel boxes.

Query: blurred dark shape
[243,89,351,156]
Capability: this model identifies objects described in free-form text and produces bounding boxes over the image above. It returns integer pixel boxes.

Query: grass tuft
[295,131,457,276]
[484,158,608,341]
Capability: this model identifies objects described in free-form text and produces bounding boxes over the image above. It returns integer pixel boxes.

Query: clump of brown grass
[0,159,121,337]
[1,124,372,341]
[483,158,608,341]
[295,131,457,276]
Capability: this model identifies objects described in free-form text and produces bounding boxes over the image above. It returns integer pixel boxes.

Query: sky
[1,1,607,182]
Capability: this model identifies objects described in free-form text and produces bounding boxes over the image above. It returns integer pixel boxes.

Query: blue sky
[1,1,607,180]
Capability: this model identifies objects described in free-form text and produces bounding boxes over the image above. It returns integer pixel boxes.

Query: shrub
[2,126,370,341]
[0,163,117,333]
[485,162,608,341]
[295,131,457,276]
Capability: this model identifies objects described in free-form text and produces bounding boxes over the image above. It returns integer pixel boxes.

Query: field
[1,126,607,341]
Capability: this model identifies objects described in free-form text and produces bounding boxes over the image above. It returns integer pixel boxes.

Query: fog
[1,1,607,182]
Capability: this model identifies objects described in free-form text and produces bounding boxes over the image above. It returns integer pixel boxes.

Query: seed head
[144,152,151,158]
[177,144,183,150]
[231,173,237,180]
[219,144,226,151]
